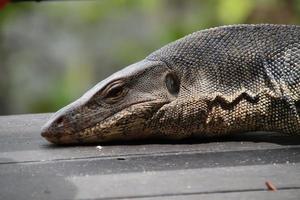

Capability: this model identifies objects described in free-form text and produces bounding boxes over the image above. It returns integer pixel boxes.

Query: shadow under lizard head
[41,59,181,144]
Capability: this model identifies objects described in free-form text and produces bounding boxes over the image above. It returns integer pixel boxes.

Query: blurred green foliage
[0,0,300,114]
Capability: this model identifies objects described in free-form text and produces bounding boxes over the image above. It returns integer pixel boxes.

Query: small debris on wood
[265,181,277,191]
[96,146,103,151]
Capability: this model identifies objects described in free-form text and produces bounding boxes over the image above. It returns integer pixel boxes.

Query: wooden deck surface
[0,113,300,199]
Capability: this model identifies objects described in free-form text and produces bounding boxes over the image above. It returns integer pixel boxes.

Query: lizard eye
[165,73,180,96]
[103,81,127,103]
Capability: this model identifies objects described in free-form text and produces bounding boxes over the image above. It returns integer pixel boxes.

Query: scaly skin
[41,24,300,144]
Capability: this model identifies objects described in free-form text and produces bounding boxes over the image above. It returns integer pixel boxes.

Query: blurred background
[0,0,300,115]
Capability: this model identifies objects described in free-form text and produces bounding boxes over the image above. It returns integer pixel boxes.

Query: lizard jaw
[41,100,168,144]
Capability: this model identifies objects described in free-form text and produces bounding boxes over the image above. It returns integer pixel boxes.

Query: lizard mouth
[42,100,169,144]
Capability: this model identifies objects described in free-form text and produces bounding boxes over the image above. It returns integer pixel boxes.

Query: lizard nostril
[56,116,64,125]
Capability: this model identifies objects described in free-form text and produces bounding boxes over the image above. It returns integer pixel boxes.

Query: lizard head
[41,59,180,144]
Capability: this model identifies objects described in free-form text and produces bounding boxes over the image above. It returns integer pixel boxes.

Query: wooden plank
[136,190,300,200]
[65,164,300,199]
[0,114,299,163]
[0,114,299,199]
[1,147,299,174]
[0,163,299,199]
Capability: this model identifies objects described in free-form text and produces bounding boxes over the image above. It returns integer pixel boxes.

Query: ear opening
[165,72,180,96]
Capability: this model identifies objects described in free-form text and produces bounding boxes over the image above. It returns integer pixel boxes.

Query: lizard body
[41,24,300,144]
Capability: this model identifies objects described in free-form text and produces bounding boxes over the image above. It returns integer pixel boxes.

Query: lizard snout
[41,115,64,137]
[41,110,77,144]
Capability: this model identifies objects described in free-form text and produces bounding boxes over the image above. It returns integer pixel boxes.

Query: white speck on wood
[96,146,103,151]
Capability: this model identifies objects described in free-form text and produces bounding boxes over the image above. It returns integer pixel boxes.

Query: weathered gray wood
[1,114,299,163]
[64,164,300,199]
[0,114,299,200]
[137,190,300,200]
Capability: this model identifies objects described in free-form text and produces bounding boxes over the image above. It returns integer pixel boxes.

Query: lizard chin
[41,100,168,145]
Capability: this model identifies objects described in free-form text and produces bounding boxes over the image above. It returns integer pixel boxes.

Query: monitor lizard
[41,24,300,144]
